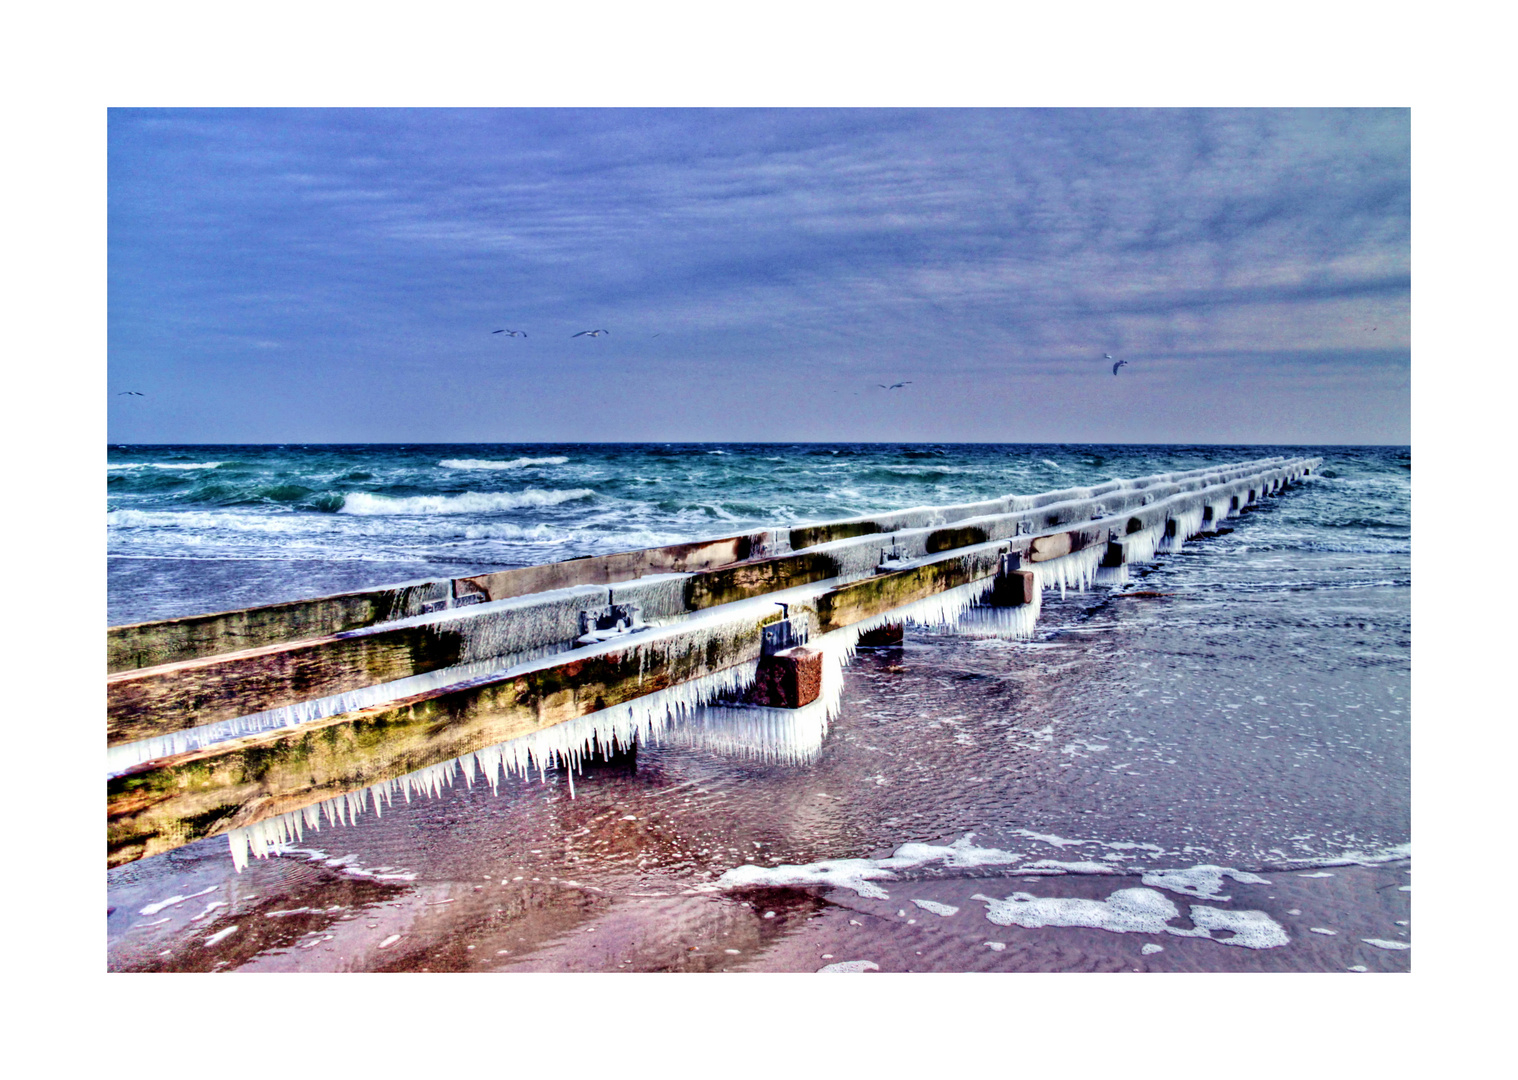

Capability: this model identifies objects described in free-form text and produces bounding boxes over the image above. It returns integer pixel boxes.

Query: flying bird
[876,381,913,389]
[493,329,526,337]
[572,329,610,338]
[1112,360,1128,376]
[116,391,144,396]
[1104,354,1114,360]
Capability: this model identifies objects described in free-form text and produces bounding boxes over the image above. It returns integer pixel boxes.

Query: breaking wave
[337,488,595,515]
[439,457,569,470]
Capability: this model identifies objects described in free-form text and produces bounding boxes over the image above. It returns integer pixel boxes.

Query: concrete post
[747,646,823,709]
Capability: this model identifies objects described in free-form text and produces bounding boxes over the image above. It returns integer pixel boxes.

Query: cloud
[108,108,1409,443]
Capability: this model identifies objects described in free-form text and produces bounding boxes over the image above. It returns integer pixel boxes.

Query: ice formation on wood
[212,460,1324,871]
[106,646,570,776]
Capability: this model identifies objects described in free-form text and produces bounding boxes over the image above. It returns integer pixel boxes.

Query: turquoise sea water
[107,442,1408,623]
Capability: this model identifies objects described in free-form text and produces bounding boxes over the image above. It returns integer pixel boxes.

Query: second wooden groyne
[106,455,1320,868]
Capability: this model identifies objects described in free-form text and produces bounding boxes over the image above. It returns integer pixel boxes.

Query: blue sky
[108,108,1409,444]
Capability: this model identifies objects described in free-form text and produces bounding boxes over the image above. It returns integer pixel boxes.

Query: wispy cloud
[109,108,1408,443]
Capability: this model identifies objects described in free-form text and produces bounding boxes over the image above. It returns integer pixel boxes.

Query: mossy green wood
[107,623,473,744]
[106,584,446,674]
[106,549,841,746]
[107,533,766,675]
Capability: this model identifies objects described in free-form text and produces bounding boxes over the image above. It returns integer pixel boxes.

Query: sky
[107,108,1409,445]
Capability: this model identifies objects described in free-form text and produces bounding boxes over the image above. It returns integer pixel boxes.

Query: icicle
[1093,564,1129,587]
[952,600,1042,640]
[1158,506,1207,552]
[1029,545,1105,598]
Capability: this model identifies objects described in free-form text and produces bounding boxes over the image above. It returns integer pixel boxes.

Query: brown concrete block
[747,646,822,709]
[988,568,1036,606]
[856,623,904,647]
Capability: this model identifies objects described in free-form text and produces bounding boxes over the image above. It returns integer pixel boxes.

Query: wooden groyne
[106,455,1319,867]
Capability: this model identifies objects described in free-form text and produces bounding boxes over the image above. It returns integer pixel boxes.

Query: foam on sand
[139,885,217,916]
[910,899,960,917]
[818,960,879,972]
[971,887,1290,949]
[718,834,1024,900]
[1019,860,1122,875]
[1361,938,1410,950]
[1141,865,1272,900]
[1187,906,1290,949]
[972,887,1186,935]
[719,856,903,900]
[203,925,238,947]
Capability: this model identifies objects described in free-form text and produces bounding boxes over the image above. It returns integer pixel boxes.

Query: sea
[105,443,1411,973]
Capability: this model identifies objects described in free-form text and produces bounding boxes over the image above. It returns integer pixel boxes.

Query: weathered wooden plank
[453,533,764,602]
[105,552,843,745]
[815,548,1002,633]
[1029,532,1074,562]
[106,581,449,674]
[107,622,471,745]
[107,533,772,674]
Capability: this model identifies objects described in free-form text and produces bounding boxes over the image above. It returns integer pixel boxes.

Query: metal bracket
[575,603,647,646]
[875,540,908,574]
[762,602,807,655]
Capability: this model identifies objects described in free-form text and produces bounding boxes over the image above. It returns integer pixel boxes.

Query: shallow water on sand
[107,477,1410,972]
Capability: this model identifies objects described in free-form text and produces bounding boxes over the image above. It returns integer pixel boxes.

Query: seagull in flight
[493,329,527,337]
[876,381,913,389]
[116,391,144,396]
[572,329,610,338]
[1111,360,1128,376]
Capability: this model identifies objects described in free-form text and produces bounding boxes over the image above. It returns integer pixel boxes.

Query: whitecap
[338,489,595,515]
[439,457,569,470]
